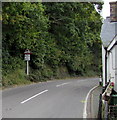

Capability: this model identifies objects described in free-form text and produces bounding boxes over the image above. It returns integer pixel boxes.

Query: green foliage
[44,2,102,75]
[2,69,31,87]
[28,65,54,82]
[2,2,102,86]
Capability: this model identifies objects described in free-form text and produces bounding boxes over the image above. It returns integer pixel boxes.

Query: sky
[101,0,117,19]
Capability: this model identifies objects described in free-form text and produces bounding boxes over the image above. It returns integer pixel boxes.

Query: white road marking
[21,90,48,104]
[56,82,71,87]
[83,85,98,118]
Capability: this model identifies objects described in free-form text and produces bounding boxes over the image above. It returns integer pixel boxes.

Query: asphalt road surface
[2,77,99,118]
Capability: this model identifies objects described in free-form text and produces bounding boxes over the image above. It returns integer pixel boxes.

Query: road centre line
[56,82,71,87]
[21,89,48,104]
[83,85,98,118]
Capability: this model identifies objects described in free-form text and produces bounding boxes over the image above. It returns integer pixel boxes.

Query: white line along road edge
[56,82,71,87]
[21,89,48,104]
[83,85,99,118]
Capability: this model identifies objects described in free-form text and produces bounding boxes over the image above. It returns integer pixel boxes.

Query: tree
[2,2,102,86]
[44,2,102,75]
[2,2,49,74]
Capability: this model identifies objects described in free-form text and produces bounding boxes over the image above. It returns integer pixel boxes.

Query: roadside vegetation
[2,2,103,87]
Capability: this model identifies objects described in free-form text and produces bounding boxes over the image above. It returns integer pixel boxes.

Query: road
[2,77,99,118]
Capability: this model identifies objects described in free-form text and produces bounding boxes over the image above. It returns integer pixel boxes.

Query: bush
[2,69,31,87]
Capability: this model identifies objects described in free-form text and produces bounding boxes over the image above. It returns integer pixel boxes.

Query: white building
[101,2,117,92]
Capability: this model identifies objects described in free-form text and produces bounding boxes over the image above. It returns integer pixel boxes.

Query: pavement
[87,85,102,118]
[2,77,99,118]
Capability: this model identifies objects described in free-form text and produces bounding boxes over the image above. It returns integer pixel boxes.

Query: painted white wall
[115,44,117,91]
[107,52,110,82]
[109,47,115,83]
[102,45,106,87]
[107,36,117,91]
[106,49,115,84]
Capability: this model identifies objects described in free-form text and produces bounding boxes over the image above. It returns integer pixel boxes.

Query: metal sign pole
[27,60,29,75]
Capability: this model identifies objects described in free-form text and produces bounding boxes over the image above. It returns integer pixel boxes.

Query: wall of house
[115,44,117,91]
[102,45,106,87]
[102,36,117,91]
[106,36,117,91]
[107,46,115,83]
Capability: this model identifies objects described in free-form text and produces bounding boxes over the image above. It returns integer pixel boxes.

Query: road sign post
[24,49,31,75]
[27,61,29,75]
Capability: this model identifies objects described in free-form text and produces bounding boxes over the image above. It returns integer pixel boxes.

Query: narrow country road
[2,77,99,118]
